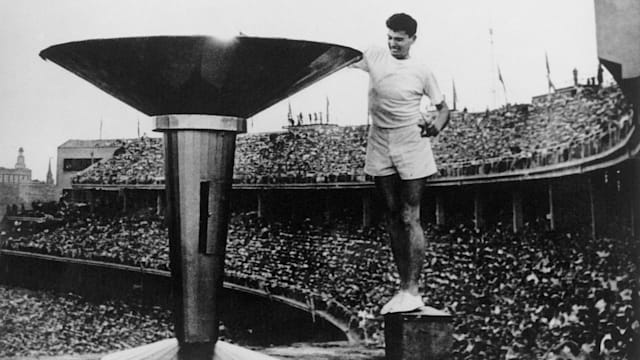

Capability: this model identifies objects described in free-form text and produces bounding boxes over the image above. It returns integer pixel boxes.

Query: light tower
[40,36,360,360]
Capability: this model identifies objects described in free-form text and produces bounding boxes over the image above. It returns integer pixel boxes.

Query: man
[353,13,450,314]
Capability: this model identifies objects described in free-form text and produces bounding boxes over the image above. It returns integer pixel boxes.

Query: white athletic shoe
[420,306,450,316]
[380,291,425,315]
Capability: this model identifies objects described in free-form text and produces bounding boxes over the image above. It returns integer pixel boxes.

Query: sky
[0,0,605,181]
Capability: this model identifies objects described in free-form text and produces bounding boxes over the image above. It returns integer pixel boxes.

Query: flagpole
[489,28,497,109]
[545,52,551,123]
[326,95,330,124]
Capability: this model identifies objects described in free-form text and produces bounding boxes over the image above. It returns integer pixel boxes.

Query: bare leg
[376,176,426,313]
[398,178,426,295]
[375,175,405,280]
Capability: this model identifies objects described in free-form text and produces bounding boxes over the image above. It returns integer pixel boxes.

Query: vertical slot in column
[199,181,210,253]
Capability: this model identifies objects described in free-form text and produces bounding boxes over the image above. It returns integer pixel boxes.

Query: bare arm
[433,101,450,133]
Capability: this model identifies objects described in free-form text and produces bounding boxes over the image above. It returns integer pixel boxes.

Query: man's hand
[418,101,450,137]
[418,115,440,137]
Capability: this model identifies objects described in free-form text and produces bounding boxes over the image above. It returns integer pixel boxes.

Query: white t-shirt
[353,46,444,129]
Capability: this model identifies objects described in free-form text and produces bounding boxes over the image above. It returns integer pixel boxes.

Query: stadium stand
[2,204,169,270]
[70,85,633,185]
[1,206,637,359]
[73,137,164,185]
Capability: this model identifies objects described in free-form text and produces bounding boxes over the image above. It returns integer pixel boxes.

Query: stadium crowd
[71,85,633,185]
[1,206,637,359]
[0,285,173,357]
[2,204,169,270]
[233,125,368,183]
[73,136,164,185]
[435,85,633,177]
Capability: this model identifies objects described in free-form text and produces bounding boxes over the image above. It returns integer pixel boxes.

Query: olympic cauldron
[40,36,360,359]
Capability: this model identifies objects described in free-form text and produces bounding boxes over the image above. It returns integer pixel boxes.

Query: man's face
[387,29,415,59]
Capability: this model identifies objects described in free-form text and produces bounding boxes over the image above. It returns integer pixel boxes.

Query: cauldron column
[155,115,245,357]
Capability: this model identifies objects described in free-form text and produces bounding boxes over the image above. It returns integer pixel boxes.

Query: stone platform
[384,307,453,360]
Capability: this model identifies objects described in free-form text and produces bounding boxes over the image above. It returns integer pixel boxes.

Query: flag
[325,96,330,124]
[452,79,457,111]
[545,52,550,75]
[498,65,508,104]
[99,118,103,140]
[137,118,140,138]
[545,52,556,91]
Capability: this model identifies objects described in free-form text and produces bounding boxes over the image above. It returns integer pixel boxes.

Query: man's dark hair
[386,13,417,37]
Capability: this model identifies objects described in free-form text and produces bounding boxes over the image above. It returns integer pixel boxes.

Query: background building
[0,148,59,221]
[56,139,122,191]
[0,147,31,184]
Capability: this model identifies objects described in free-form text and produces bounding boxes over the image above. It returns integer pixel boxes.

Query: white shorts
[365,124,438,180]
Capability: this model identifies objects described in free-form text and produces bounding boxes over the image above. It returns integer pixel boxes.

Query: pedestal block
[384,307,453,360]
